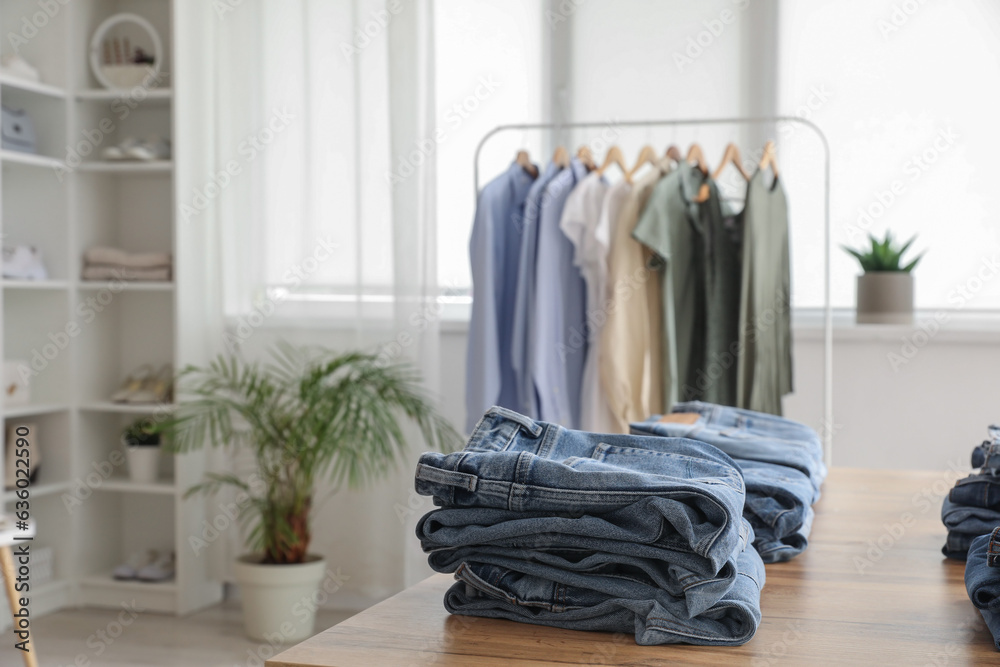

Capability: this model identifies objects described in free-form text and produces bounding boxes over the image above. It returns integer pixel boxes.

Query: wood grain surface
[269,468,998,666]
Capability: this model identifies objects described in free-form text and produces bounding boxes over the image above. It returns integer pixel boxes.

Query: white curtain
[177,0,443,603]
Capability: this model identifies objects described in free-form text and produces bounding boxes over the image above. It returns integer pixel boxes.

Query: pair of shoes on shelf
[101,136,171,161]
[113,550,175,582]
[2,245,48,280]
[111,364,173,404]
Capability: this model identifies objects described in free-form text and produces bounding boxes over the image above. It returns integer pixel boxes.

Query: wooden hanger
[711,142,751,181]
[686,143,709,174]
[515,150,538,178]
[625,145,658,183]
[687,143,712,203]
[758,140,780,178]
[597,145,627,178]
[576,145,596,171]
[665,144,683,163]
[552,146,570,168]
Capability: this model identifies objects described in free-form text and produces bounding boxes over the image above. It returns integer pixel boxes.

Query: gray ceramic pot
[856,272,914,324]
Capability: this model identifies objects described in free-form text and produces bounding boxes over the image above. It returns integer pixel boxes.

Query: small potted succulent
[843,231,924,324]
[122,418,161,483]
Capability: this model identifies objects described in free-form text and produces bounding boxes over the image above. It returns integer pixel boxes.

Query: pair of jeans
[415,406,763,645]
[965,529,1000,649]
[943,531,985,560]
[629,402,823,562]
[442,524,764,646]
[951,470,1000,509]
[629,401,826,499]
[735,459,815,563]
[941,498,1000,537]
[971,441,1000,471]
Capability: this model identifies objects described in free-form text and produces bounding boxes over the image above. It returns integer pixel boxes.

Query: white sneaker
[125,136,171,161]
[101,137,143,161]
[2,245,48,280]
[137,551,175,582]
[113,550,157,580]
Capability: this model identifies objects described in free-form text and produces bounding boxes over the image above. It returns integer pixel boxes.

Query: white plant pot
[233,554,326,643]
[856,272,914,324]
[123,442,159,483]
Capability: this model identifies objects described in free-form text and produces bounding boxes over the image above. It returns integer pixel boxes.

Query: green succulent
[842,231,924,273]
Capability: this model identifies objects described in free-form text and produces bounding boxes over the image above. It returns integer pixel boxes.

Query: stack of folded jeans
[414,406,765,646]
[942,438,1000,560]
[630,402,826,563]
[965,527,1000,650]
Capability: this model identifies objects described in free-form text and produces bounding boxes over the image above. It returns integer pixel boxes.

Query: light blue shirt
[510,162,563,420]
[530,158,590,428]
[465,162,537,432]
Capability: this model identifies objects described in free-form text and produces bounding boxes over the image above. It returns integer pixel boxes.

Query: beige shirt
[599,160,670,432]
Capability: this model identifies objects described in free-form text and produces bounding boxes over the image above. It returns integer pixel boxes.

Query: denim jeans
[943,530,983,560]
[966,530,1000,649]
[735,459,815,563]
[951,471,1000,509]
[415,406,762,645]
[442,526,765,646]
[941,498,1000,537]
[416,407,747,576]
[971,441,1000,471]
[629,401,826,499]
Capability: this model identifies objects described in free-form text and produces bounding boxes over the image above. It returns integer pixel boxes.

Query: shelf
[96,477,176,495]
[2,481,71,503]
[2,279,70,290]
[75,88,172,104]
[77,160,172,173]
[0,75,67,99]
[0,150,64,170]
[3,403,70,419]
[78,280,173,291]
[80,572,177,591]
[80,402,177,415]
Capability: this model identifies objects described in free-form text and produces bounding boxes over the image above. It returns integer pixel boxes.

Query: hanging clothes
[600,160,669,433]
[510,162,563,420]
[465,162,537,431]
[559,171,615,433]
[529,158,590,428]
[700,181,743,407]
[631,161,711,410]
[737,170,793,415]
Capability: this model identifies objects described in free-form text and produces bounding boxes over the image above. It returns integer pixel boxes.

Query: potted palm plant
[162,343,460,642]
[843,231,924,324]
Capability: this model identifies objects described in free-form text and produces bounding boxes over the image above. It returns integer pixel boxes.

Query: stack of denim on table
[414,406,765,646]
[942,440,1000,560]
[965,526,1000,650]
[630,402,826,563]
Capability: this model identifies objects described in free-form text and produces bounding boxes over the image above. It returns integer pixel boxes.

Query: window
[778,0,1000,310]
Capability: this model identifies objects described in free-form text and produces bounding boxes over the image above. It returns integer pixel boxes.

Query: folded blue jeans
[951,471,1000,510]
[971,441,1000,472]
[966,530,1000,650]
[941,498,1000,536]
[944,530,985,560]
[443,524,765,646]
[735,459,815,563]
[630,401,826,500]
[416,406,747,577]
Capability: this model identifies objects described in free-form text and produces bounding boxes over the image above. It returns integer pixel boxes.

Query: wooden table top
[269,468,999,666]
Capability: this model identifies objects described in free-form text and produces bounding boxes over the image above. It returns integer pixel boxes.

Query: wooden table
[270,468,999,666]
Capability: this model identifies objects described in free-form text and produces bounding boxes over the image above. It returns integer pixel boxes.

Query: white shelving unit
[0,0,221,622]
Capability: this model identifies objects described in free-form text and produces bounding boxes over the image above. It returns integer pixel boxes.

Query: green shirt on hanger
[737,169,793,415]
[631,161,709,409]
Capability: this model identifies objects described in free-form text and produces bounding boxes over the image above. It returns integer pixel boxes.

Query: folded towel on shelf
[84,246,172,269]
[81,265,171,282]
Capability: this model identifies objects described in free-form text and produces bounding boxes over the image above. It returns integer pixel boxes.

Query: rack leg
[0,546,38,667]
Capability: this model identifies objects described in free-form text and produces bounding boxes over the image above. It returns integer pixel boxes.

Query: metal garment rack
[473,117,834,467]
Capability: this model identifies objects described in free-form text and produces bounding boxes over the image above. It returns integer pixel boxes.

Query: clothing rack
[473,116,833,468]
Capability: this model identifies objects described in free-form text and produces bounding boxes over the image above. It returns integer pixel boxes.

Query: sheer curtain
[177,0,443,600]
